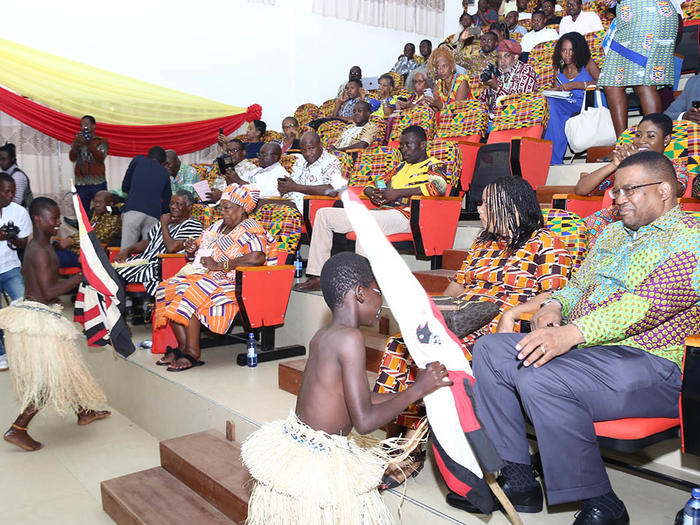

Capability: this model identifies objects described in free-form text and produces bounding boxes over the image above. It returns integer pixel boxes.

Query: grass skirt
[242,412,405,525]
[0,300,107,415]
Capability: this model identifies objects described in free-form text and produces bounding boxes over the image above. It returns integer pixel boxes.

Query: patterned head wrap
[497,39,522,55]
[220,183,260,213]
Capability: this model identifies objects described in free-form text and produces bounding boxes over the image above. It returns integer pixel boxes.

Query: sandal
[156,346,180,366]
[166,351,205,372]
[379,448,427,490]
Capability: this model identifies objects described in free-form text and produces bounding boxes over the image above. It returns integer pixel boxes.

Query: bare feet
[4,426,43,451]
[77,409,111,426]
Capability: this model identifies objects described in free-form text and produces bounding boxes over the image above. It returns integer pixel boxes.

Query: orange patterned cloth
[153,218,276,334]
[435,73,473,105]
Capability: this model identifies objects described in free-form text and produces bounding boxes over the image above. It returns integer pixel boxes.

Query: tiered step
[413,249,468,295]
[278,330,388,396]
[102,429,250,525]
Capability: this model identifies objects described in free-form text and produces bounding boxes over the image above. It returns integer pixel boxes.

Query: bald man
[165,149,199,196]
[54,190,121,268]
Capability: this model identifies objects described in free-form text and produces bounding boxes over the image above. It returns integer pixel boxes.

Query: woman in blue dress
[544,32,602,164]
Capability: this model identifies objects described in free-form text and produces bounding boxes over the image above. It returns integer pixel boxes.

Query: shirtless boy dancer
[242,252,451,525]
[2,197,109,451]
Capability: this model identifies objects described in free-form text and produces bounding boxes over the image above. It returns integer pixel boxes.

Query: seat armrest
[302,195,340,236]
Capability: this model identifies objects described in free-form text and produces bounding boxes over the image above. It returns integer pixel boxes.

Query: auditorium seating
[488,92,550,143]
[293,102,323,128]
[317,120,351,149]
[388,105,435,142]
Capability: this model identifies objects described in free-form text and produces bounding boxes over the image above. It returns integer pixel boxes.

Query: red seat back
[235,266,295,328]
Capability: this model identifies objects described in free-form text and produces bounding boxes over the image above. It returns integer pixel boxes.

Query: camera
[480,63,501,83]
[216,154,236,175]
[1,222,20,250]
[82,126,91,142]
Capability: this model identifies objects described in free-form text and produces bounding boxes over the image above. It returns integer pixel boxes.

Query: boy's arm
[339,330,450,435]
[33,248,83,300]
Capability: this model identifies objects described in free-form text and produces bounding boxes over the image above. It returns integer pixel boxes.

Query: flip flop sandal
[379,449,427,490]
[156,346,180,366]
[166,352,205,372]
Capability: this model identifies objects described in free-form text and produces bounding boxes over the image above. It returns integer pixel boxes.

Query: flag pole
[485,473,524,525]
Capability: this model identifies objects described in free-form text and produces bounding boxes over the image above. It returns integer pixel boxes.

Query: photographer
[68,115,109,214]
[0,173,31,371]
[478,39,537,113]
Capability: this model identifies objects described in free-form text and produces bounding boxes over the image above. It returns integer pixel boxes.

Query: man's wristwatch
[540,298,562,309]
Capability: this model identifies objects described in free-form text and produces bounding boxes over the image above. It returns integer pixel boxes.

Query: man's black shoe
[445,478,543,514]
[573,505,629,525]
[63,217,79,229]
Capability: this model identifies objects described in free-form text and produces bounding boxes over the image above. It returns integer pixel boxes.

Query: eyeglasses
[372,288,382,296]
[608,181,662,199]
[282,124,298,129]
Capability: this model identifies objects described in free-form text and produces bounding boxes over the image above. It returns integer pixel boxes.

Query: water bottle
[246,332,258,368]
[294,250,303,279]
[376,178,387,190]
[677,488,700,524]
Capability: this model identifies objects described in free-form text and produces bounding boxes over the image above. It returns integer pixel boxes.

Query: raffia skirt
[241,412,422,525]
[0,300,107,415]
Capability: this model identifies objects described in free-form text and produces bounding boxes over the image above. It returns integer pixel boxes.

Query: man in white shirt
[0,173,32,371]
[521,11,559,54]
[278,132,345,212]
[330,101,380,152]
[239,143,288,197]
[558,0,604,36]
[664,74,700,124]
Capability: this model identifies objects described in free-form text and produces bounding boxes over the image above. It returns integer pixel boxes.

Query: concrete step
[279,357,379,397]
[412,269,454,296]
[101,467,236,525]
[160,430,250,524]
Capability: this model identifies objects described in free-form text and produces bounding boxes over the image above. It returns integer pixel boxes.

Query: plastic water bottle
[678,488,700,524]
[294,251,303,279]
[246,333,258,368]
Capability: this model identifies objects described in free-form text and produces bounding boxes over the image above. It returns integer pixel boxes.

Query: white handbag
[564,89,617,153]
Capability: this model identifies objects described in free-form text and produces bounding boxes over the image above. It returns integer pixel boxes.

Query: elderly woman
[545,32,601,164]
[280,117,301,154]
[575,112,689,244]
[424,46,472,112]
[397,71,433,112]
[375,176,572,489]
[153,184,276,372]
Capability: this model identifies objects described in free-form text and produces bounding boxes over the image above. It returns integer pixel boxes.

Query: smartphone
[693,100,700,110]
[398,96,408,102]
[219,127,224,134]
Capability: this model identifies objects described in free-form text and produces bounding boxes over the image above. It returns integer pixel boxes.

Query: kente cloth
[553,205,700,368]
[479,61,538,112]
[242,412,396,525]
[116,219,203,296]
[0,300,107,415]
[364,157,448,218]
[153,218,275,334]
[170,162,200,196]
[435,73,472,105]
[337,185,503,513]
[220,183,259,213]
[374,229,572,428]
[67,212,121,255]
[584,157,689,244]
[69,135,108,185]
[598,0,679,87]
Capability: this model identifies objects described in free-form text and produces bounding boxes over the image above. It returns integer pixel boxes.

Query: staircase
[101,428,250,524]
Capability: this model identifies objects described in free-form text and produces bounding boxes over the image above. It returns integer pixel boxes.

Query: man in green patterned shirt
[455,152,697,524]
[165,150,200,196]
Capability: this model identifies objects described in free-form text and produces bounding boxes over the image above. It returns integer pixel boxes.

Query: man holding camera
[0,173,31,371]
[69,115,109,214]
[478,39,537,114]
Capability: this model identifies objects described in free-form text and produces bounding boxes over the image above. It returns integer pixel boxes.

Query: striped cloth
[153,218,275,334]
[116,219,203,296]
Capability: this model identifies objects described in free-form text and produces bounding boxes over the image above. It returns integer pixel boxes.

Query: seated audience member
[375,176,572,489]
[210,139,258,196]
[463,151,696,524]
[475,0,499,26]
[424,47,472,112]
[544,32,600,164]
[517,0,533,19]
[54,190,120,268]
[418,38,433,63]
[506,8,528,36]
[329,101,379,152]
[542,0,561,25]
[153,184,274,372]
[391,43,420,76]
[244,120,267,159]
[575,113,689,242]
[281,117,301,154]
[489,21,511,42]
[277,131,345,212]
[370,74,401,118]
[398,71,434,111]
[337,65,362,98]
[294,126,449,292]
[664,74,700,124]
[115,190,203,297]
[332,79,363,123]
[120,146,172,249]
[446,13,477,53]
[165,149,199,196]
[520,10,559,54]
[464,31,499,76]
[0,143,32,208]
[479,40,537,113]
[558,0,603,35]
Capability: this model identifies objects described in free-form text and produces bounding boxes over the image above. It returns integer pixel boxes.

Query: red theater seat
[551,194,605,218]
